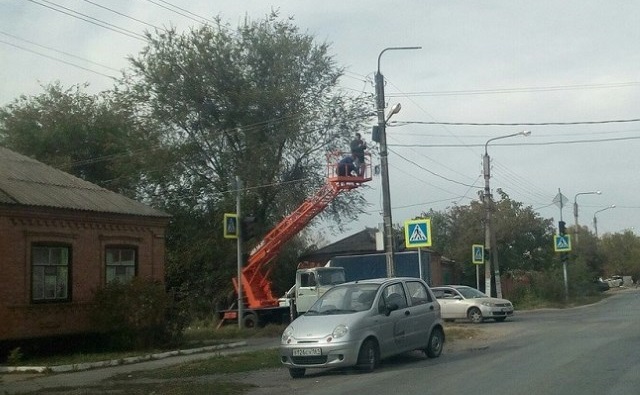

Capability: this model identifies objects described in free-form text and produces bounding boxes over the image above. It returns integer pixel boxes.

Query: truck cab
[280,267,346,316]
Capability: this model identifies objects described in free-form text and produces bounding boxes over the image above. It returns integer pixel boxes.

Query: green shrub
[90,278,187,350]
[7,347,23,365]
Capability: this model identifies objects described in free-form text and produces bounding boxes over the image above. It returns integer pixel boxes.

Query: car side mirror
[384,303,400,316]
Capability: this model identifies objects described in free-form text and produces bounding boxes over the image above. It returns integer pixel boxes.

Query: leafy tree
[0,83,155,196]
[120,13,372,314]
[570,226,605,279]
[600,230,640,281]
[491,189,556,273]
[419,190,555,288]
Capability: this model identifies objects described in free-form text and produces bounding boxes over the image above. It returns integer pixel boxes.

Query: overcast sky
[2,1,639,245]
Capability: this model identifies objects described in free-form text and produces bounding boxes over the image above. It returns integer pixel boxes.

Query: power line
[0,39,117,79]
[26,0,146,41]
[0,30,121,73]
[388,148,480,189]
[143,0,211,26]
[386,81,640,97]
[82,0,162,31]
[389,135,640,148]
[395,118,640,127]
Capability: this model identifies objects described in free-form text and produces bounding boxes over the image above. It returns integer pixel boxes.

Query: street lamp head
[377,46,422,72]
[386,103,401,122]
[485,130,531,154]
[594,205,616,216]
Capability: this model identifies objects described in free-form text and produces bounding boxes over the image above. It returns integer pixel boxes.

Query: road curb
[0,340,248,374]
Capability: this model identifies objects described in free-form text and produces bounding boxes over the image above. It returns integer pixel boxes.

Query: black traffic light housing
[558,220,566,235]
[371,126,380,143]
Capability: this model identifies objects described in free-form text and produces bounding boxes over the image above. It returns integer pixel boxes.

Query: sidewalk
[0,337,280,394]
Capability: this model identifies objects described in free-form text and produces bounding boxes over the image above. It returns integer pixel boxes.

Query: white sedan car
[280,277,444,378]
[431,285,514,323]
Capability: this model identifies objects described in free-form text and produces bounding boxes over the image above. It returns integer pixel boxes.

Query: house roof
[299,227,452,267]
[0,146,169,218]
[299,227,385,264]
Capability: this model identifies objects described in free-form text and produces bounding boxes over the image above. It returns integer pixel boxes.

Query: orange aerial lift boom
[220,151,371,326]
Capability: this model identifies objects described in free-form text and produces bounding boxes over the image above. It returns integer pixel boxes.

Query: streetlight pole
[375,46,421,278]
[593,205,616,238]
[483,130,531,298]
[573,191,601,244]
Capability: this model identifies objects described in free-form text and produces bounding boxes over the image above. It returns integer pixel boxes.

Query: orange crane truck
[217,151,371,328]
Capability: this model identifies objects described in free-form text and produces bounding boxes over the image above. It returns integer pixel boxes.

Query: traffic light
[242,216,256,239]
[558,221,566,235]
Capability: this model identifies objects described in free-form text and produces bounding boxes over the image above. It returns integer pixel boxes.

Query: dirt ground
[1,323,519,394]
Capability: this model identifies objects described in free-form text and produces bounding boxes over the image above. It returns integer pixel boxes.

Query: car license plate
[293,348,321,356]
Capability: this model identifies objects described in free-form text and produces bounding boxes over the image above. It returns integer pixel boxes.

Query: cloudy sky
[2,1,640,245]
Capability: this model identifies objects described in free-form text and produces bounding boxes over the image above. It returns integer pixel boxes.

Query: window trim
[31,243,72,303]
[105,245,138,284]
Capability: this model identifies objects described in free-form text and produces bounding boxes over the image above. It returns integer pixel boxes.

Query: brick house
[298,227,459,285]
[0,147,170,341]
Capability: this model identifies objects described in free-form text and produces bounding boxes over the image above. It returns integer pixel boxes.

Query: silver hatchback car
[280,277,444,378]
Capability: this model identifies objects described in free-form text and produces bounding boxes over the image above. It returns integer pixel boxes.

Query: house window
[106,247,136,283]
[32,245,70,302]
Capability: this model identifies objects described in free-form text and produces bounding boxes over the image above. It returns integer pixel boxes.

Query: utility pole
[482,131,530,297]
[235,176,243,329]
[555,188,569,302]
[375,46,421,277]
[482,151,492,297]
[573,191,601,244]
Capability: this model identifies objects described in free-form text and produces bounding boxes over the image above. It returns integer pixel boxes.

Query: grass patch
[1,323,285,367]
[114,349,280,380]
[19,381,255,395]
[443,324,483,341]
[11,349,158,367]
[184,322,286,343]
[514,293,607,310]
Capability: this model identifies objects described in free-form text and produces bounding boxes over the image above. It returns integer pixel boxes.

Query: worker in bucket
[336,153,357,177]
[350,132,367,176]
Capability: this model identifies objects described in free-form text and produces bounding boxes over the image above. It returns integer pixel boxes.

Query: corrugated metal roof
[0,146,170,218]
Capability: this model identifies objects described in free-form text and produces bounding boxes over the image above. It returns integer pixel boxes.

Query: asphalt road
[2,288,639,395]
[251,288,640,395]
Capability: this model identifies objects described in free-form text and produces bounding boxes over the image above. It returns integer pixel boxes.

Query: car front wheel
[357,339,379,372]
[467,307,483,324]
[289,367,306,379]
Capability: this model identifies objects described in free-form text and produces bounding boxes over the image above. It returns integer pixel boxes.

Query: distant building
[0,147,170,341]
[298,227,458,285]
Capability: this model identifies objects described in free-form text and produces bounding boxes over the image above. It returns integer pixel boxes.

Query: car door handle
[429,305,434,311]
[404,311,410,316]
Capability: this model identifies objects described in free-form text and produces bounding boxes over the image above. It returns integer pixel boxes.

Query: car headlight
[332,324,348,339]
[282,326,294,343]
[481,301,496,307]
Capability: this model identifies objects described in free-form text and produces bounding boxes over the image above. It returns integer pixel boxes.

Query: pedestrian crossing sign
[404,218,432,248]
[472,244,485,264]
[554,234,572,252]
[224,213,238,239]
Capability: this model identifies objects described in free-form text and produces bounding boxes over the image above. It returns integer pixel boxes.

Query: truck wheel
[243,313,258,328]
[289,367,305,378]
